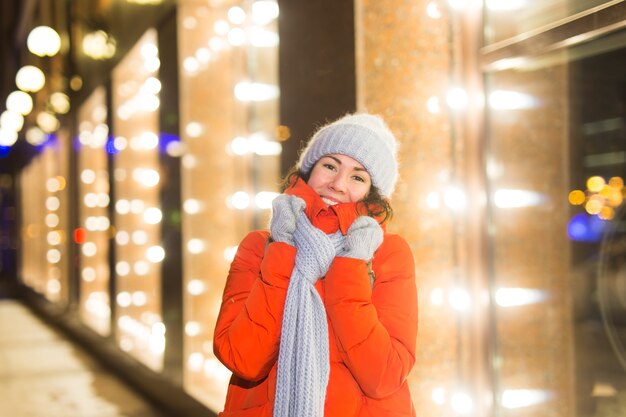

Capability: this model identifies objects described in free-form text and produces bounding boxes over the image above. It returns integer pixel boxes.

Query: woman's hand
[270,195,305,245]
[343,216,383,261]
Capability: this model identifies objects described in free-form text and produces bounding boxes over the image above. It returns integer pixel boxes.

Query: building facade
[2,1,626,416]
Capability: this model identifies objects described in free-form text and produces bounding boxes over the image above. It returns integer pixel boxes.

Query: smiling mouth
[322,197,339,206]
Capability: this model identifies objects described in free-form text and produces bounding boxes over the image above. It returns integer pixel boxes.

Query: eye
[323,163,337,171]
[352,175,365,183]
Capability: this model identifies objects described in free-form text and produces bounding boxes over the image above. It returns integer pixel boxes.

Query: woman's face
[307,154,371,206]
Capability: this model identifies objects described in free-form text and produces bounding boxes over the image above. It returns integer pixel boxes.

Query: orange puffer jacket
[214,179,418,417]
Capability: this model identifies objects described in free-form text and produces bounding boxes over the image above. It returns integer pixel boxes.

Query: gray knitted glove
[343,216,383,261]
[270,195,306,245]
[293,212,337,280]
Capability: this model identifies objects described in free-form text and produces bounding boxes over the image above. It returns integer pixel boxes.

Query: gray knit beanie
[297,113,399,197]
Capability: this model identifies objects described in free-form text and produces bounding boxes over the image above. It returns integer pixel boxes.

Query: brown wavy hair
[281,165,393,224]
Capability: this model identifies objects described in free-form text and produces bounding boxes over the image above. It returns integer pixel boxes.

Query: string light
[27,26,62,57]
[0,128,18,147]
[0,110,24,132]
[234,81,279,101]
[493,189,545,208]
[6,90,33,115]
[15,65,45,92]
[501,389,551,409]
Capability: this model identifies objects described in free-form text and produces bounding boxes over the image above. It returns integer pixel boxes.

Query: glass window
[484,0,611,45]
[112,28,165,372]
[77,86,111,336]
[20,131,70,305]
[177,0,281,410]
[485,28,626,415]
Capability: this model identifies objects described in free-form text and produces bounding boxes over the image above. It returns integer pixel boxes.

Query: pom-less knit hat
[297,113,399,197]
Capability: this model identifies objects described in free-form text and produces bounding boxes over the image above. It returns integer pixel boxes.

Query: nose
[329,174,347,193]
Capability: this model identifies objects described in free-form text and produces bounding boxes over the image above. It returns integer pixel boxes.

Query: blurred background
[1,0,626,416]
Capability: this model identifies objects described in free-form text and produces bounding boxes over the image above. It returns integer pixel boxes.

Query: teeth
[322,198,337,206]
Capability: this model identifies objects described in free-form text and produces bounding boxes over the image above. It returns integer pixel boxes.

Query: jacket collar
[284,177,386,235]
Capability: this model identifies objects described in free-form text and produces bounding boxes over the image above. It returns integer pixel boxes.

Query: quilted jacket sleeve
[324,233,418,398]
[213,231,296,382]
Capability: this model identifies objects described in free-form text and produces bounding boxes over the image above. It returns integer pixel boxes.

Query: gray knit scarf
[273,210,346,417]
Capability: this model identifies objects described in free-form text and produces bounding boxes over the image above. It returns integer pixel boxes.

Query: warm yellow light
[599,185,623,207]
[426,1,442,19]
[187,238,205,254]
[0,110,24,132]
[46,196,60,211]
[187,279,206,295]
[132,168,160,187]
[185,321,201,336]
[568,190,586,206]
[448,287,471,311]
[0,128,18,147]
[495,288,547,307]
[228,191,251,209]
[599,206,615,220]
[6,90,33,115]
[25,126,46,145]
[223,246,238,262]
[427,96,441,114]
[27,26,61,57]
[70,75,83,91]
[227,28,246,46]
[46,177,61,192]
[47,231,62,245]
[126,0,162,4]
[47,248,61,263]
[501,389,550,409]
[131,230,148,244]
[45,213,59,228]
[494,189,544,208]
[82,267,96,282]
[214,20,229,36]
[251,0,279,24]
[607,189,623,207]
[50,92,70,114]
[585,196,603,215]
[587,176,606,192]
[234,82,279,102]
[116,291,132,307]
[446,87,468,110]
[431,387,446,405]
[489,90,536,110]
[83,30,116,60]
[37,111,60,133]
[56,176,67,190]
[116,261,131,276]
[188,352,204,372]
[486,0,528,11]
[227,6,246,24]
[429,288,444,306]
[609,176,624,189]
[183,199,201,215]
[276,125,291,141]
[47,279,61,295]
[26,224,38,238]
[146,246,165,263]
[143,207,163,224]
[15,65,46,92]
[255,191,279,209]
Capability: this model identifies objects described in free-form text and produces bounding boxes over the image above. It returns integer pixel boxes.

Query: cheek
[307,174,320,188]
[349,184,370,202]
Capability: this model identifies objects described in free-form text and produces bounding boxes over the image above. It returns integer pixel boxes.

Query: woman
[214,113,418,417]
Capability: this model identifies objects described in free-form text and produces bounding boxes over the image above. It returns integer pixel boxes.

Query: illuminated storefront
[4,1,626,417]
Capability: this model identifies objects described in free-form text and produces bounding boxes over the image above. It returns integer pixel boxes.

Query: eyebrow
[324,155,368,172]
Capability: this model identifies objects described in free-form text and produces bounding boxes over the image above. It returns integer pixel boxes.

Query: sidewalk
[0,299,172,417]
